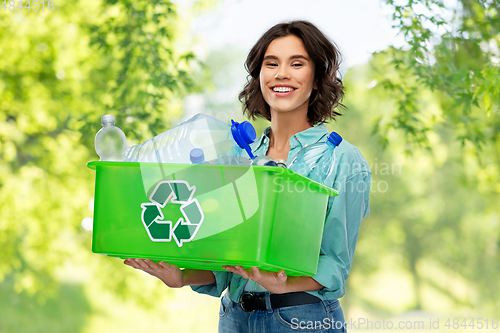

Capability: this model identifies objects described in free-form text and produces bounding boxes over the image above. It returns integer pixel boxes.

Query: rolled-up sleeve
[190,270,230,297]
[312,171,371,295]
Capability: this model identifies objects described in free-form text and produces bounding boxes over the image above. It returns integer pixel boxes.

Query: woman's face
[259,35,315,117]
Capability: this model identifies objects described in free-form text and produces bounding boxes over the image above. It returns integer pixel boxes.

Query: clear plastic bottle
[95,114,127,161]
[125,113,256,165]
[288,131,342,185]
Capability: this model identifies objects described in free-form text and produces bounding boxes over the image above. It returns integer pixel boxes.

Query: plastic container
[95,114,127,161]
[87,161,338,276]
[125,113,256,164]
[288,131,342,187]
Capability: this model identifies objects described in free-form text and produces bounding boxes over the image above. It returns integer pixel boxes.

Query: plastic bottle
[190,148,209,164]
[275,159,287,168]
[125,113,256,165]
[95,114,127,161]
[251,155,278,167]
[288,131,342,185]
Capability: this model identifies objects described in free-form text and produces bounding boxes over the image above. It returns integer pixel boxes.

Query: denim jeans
[218,292,347,333]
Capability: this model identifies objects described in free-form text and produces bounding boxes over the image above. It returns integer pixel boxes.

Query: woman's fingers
[124,258,159,272]
[123,259,183,288]
[276,270,287,283]
[251,266,262,278]
[142,259,160,270]
[133,259,151,271]
[125,259,176,273]
[124,258,140,269]
[159,261,176,271]
[234,265,249,278]
[223,265,252,279]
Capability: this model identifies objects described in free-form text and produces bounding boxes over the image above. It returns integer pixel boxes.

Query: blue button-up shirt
[192,124,372,302]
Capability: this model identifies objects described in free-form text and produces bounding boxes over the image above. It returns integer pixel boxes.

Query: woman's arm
[124,258,215,288]
[310,170,371,295]
[183,268,216,286]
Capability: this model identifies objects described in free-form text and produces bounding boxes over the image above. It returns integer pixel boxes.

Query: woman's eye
[266,63,277,67]
[292,63,303,67]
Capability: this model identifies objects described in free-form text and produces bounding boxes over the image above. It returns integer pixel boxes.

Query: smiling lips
[270,85,297,96]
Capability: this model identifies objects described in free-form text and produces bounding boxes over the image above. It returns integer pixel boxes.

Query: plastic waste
[95,114,127,161]
[251,155,278,167]
[125,113,256,164]
[288,131,342,185]
[190,148,209,164]
[275,159,287,168]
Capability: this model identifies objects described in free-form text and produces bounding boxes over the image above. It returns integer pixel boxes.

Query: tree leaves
[381,0,500,152]
[368,0,500,315]
[0,0,204,304]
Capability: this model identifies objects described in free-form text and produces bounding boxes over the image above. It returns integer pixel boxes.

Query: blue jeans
[218,292,347,333]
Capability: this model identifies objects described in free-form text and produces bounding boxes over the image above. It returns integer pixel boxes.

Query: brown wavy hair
[238,20,345,126]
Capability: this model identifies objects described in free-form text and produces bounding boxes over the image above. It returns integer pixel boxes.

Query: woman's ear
[313,81,318,90]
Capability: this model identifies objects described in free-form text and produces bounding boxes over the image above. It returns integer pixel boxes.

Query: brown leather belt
[238,292,321,313]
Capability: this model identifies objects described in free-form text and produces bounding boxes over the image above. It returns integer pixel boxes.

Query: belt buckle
[239,292,255,313]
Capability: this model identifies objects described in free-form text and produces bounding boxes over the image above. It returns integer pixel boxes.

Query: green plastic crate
[87,161,338,276]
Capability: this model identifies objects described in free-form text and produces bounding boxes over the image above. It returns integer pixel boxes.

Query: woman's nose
[275,66,291,80]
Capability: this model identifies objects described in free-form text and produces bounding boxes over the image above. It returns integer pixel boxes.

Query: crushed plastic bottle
[95,114,127,161]
[288,131,342,185]
[125,113,256,165]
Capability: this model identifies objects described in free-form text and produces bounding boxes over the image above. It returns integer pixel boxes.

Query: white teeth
[272,87,295,93]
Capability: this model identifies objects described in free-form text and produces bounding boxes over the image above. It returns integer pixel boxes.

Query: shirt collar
[251,123,330,153]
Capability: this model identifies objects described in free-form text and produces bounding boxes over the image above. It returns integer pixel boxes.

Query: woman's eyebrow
[289,54,309,62]
[263,54,309,62]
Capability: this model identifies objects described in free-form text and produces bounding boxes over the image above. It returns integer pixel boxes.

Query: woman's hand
[223,265,324,294]
[124,258,184,288]
[222,265,288,294]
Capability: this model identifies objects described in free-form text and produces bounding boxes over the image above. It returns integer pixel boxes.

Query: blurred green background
[1,0,499,332]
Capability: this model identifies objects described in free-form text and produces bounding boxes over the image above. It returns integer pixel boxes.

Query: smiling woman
[239,21,345,127]
[124,20,371,333]
[194,21,370,333]
[260,35,316,117]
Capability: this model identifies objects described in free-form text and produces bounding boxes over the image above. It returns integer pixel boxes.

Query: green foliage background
[0,0,499,331]
[0,1,215,331]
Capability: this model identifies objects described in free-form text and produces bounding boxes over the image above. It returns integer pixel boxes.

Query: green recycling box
[87,161,338,276]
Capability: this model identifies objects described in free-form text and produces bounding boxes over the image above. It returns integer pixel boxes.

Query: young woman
[124,20,371,333]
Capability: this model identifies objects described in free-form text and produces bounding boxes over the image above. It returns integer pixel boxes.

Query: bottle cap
[327,131,342,147]
[264,160,278,167]
[276,159,287,168]
[190,148,205,164]
[101,114,115,125]
[230,119,257,159]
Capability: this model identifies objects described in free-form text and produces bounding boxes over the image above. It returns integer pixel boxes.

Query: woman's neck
[268,109,312,151]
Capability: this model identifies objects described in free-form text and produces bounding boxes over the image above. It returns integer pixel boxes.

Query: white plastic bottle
[95,114,127,161]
